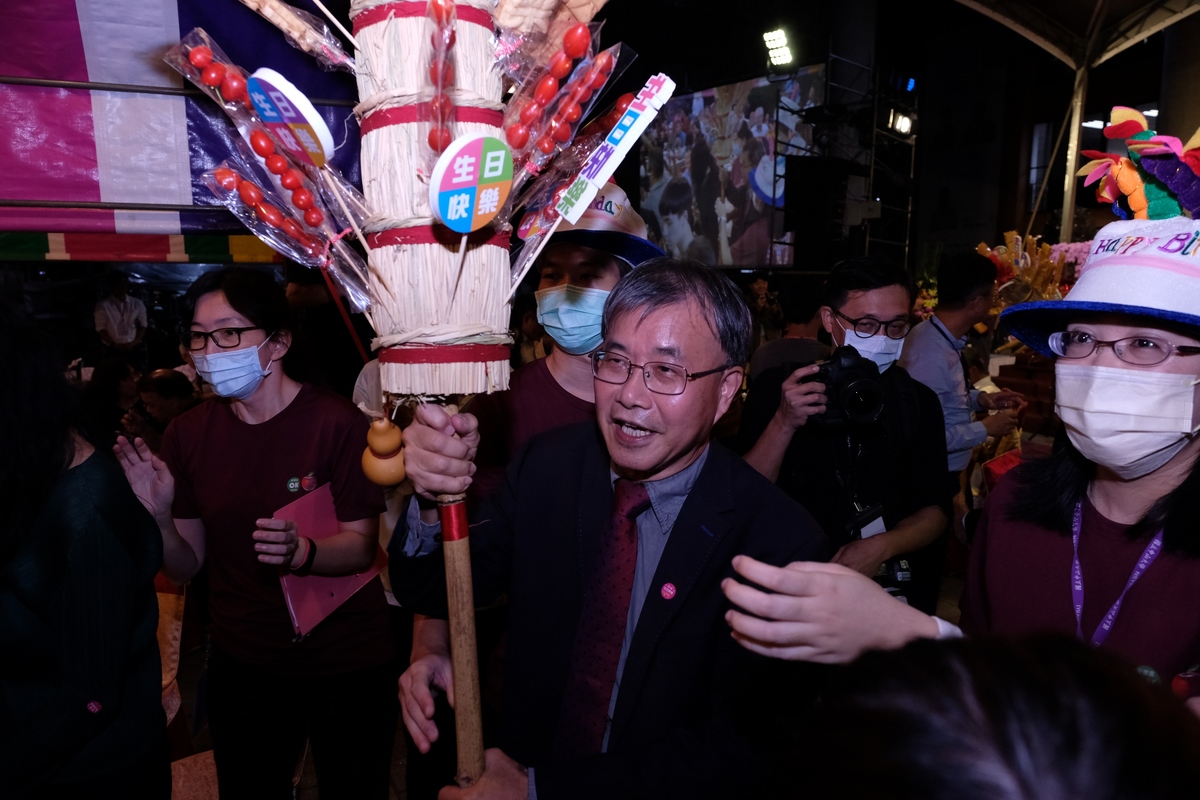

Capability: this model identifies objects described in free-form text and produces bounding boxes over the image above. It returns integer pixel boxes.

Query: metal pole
[1025,103,1073,240]
[1060,66,1088,245]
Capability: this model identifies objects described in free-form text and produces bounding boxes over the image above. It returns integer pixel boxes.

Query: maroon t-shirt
[961,472,1200,680]
[469,357,596,500]
[160,384,392,676]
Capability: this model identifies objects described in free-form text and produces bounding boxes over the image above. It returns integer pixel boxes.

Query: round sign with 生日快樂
[247,68,333,168]
[429,135,514,234]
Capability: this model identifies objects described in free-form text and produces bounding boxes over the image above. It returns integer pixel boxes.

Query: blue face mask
[535,285,610,355]
[191,339,273,400]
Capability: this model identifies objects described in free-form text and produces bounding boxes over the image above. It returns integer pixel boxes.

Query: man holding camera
[738,257,949,613]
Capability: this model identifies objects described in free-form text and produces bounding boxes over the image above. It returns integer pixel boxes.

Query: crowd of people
[4,208,1200,799]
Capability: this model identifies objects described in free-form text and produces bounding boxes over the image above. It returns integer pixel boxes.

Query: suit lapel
[608,445,736,745]
[575,430,614,595]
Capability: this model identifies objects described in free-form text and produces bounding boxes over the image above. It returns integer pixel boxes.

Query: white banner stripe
[75,0,183,87]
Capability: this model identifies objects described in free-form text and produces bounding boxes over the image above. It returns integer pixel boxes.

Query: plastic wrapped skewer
[166,29,373,311]
[496,41,622,225]
[205,160,372,313]
[237,0,357,72]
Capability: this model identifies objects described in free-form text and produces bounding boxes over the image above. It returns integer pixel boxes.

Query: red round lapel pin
[660,582,676,600]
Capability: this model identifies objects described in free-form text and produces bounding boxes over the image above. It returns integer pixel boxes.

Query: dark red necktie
[554,478,651,758]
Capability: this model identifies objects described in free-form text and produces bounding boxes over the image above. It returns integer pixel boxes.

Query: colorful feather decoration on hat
[1127,134,1200,218]
[1076,106,1182,220]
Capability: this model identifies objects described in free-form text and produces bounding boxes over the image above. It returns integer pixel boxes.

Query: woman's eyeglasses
[1049,330,1200,366]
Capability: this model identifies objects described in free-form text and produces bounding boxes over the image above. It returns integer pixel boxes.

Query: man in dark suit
[392,259,829,799]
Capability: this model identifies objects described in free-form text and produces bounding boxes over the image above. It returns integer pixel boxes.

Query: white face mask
[838,320,904,373]
[1055,363,1200,479]
[191,339,273,400]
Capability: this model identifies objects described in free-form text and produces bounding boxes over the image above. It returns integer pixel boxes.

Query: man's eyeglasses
[181,327,265,351]
[591,351,733,396]
[833,310,911,340]
[1049,330,1200,366]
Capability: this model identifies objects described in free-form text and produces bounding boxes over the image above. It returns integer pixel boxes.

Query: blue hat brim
[749,171,785,208]
[547,229,666,268]
[1001,300,1200,356]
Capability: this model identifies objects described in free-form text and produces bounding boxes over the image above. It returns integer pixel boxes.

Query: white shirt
[94,295,147,345]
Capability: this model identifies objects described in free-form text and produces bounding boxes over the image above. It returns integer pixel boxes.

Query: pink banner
[0,0,89,80]
[0,85,103,206]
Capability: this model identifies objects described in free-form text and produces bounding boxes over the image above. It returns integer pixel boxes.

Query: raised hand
[113,435,175,521]
[721,556,938,663]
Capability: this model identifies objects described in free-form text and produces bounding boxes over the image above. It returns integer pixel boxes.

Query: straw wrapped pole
[351,0,510,785]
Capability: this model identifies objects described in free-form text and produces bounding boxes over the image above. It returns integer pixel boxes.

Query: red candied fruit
[212,167,240,191]
[256,202,283,228]
[291,187,315,210]
[280,169,304,190]
[506,123,530,150]
[562,23,590,60]
[187,45,213,69]
[249,129,275,158]
[201,62,226,87]
[237,182,264,206]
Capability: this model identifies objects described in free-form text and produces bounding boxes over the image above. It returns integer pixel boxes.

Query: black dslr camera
[798,345,885,426]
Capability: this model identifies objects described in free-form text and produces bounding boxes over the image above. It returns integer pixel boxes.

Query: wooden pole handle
[439,497,485,786]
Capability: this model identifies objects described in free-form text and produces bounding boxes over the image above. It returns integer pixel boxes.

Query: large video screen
[636,66,824,268]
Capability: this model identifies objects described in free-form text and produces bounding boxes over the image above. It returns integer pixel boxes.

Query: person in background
[0,302,168,798]
[393,260,827,799]
[114,267,395,800]
[94,271,147,363]
[121,368,198,453]
[659,178,716,266]
[507,292,549,369]
[899,253,1025,496]
[81,356,142,452]
[745,271,785,355]
[720,217,1200,695]
[747,277,829,381]
[641,150,669,231]
[690,139,721,248]
[738,257,949,613]
[795,635,1200,799]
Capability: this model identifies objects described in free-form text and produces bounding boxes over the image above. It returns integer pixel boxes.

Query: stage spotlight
[888,109,914,135]
[763,29,792,67]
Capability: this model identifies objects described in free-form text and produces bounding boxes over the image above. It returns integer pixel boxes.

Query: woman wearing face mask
[469,185,664,500]
[114,267,397,799]
[722,217,1200,689]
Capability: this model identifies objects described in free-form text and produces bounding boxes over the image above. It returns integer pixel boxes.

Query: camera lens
[840,379,884,424]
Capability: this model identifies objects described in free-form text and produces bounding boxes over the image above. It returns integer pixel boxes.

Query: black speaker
[783,156,854,235]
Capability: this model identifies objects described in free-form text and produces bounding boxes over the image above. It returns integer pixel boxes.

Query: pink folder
[276,483,386,640]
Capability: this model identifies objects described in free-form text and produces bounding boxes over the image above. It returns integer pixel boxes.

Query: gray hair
[601,258,752,365]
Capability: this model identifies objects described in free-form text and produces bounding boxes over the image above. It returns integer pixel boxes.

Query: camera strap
[831,431,865,507]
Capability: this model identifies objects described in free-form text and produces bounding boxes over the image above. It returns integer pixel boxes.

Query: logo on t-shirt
[287,472,317,492]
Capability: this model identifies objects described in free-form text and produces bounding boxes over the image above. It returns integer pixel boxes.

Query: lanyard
[929,318,974,404]
[1071,501,1163,647]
